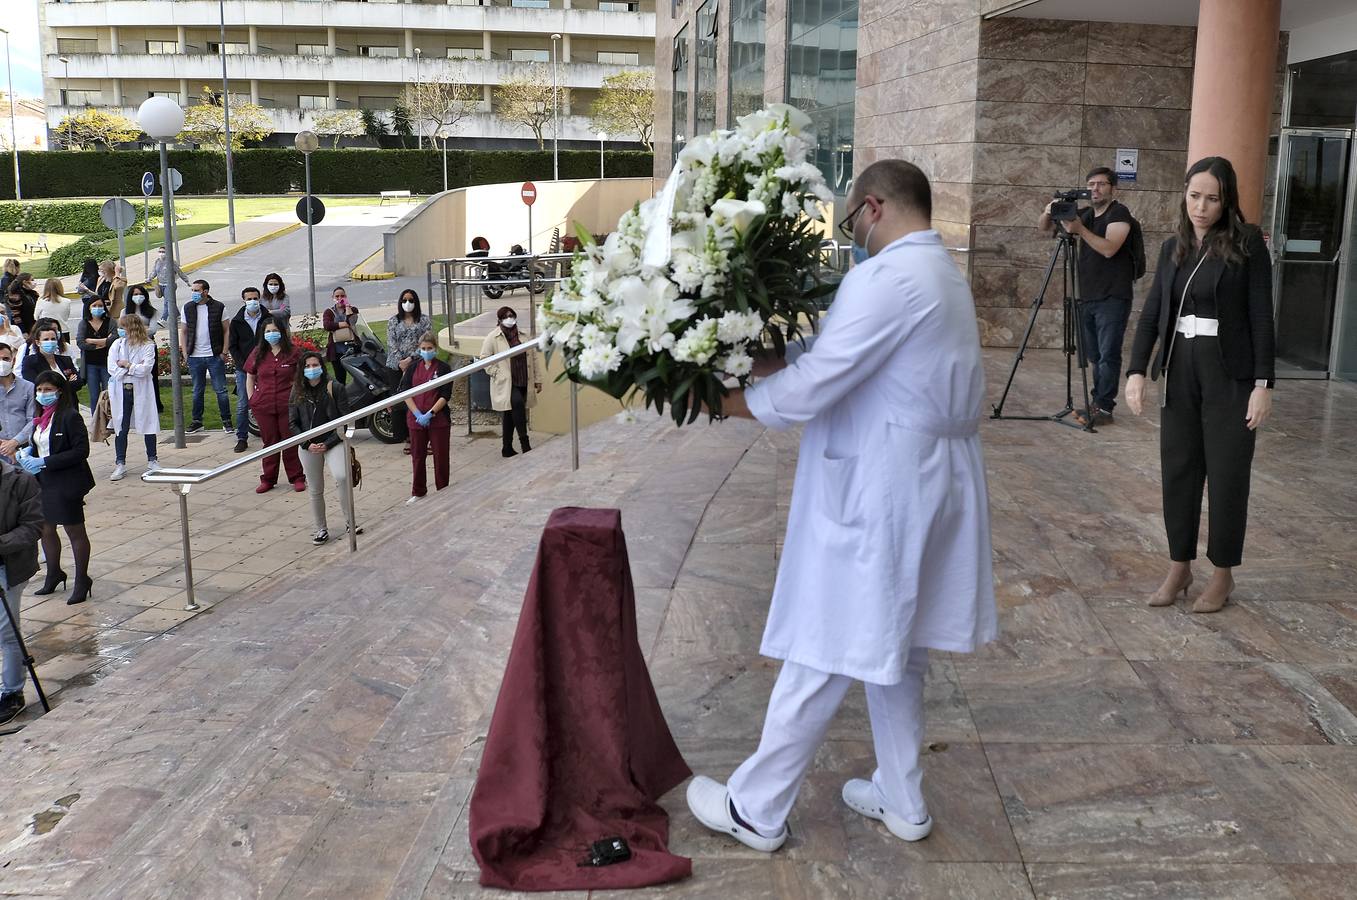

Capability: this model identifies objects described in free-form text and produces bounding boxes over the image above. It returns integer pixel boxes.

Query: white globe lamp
[137,95,185,140]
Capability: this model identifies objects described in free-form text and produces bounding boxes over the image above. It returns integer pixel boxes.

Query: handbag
[331,311,357,344]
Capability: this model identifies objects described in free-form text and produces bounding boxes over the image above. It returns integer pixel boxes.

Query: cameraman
[1,456,43,725]
[1038,167,1134,425]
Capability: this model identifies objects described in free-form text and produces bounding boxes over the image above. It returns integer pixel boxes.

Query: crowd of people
[1,255,546,726]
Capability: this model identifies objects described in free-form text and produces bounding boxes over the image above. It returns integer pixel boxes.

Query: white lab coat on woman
[744,229,997,684]
[107,338,159,438]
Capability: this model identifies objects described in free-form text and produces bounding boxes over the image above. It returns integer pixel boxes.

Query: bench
[23,235,49,254]
[380,190,413,205]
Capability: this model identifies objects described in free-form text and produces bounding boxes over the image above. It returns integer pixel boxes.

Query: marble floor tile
[985,743,1268,864]
[1026,862,1290,899]
[1273,864,1357,899]
[1088,596,1291,662]
[1195,745,1357,864]
[959,659,1181,744]
[1237,600,1357,664]
[975,592,1122,663]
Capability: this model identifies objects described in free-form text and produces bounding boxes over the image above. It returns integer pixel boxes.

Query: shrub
[46,237,107,276]
[0,200,162,234]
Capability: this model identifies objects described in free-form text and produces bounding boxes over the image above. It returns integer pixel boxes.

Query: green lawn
[77,378,235,432]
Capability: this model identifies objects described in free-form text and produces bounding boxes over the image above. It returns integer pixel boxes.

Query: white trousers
[726,648,929,835]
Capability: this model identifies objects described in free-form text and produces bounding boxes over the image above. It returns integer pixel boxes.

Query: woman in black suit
[1125,156,1275,614]
[20,372,97,605]
[20,321,83,392]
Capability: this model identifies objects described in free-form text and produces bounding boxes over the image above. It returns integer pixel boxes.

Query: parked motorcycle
[478,247,547,300]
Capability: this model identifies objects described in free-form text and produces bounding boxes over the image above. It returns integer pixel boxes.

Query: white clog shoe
[842,778,932,842]
[685,775,787,853]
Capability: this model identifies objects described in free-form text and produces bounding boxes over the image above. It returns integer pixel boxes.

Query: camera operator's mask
[851,198,881,265]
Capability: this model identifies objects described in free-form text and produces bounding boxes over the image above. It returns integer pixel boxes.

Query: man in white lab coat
[686,159,998,851]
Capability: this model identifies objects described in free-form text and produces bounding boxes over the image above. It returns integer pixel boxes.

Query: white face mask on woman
[401,301,415,313]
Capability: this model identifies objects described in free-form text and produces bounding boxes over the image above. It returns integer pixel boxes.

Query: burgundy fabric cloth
[470,507,692,891]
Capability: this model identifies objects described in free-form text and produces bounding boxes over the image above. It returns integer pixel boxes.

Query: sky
[4,1,44,98]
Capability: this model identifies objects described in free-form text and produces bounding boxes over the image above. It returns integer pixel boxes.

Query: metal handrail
[142,337,559,612]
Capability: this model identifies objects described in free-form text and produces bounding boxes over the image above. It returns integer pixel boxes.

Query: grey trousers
[299,443,353,534]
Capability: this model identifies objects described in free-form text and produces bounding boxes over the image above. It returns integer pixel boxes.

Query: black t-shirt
[1077,201,1135,302]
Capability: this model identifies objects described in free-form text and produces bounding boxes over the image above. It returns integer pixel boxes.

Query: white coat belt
[1175,315,1219,338]
[886,413,980,439]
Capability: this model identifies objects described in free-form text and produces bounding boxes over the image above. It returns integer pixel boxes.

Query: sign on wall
[1115,148,1139,184]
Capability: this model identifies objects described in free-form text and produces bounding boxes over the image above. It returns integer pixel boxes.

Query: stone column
[406,29,415,58]
[483,31,492,59]
[109,25,119,54]
[250,79,260,105]
[112,80,123,105]
[179,79,190,104]
[327,27,337,56]
[177,26,187,53]
[1186,0,1281,222]
[327,80,337,108]
[248,25,259,54]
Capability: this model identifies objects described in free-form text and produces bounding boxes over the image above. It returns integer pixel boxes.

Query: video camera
[1049,189,1092,222]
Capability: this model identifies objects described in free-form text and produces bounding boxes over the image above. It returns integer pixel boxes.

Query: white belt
[1175,315,1219,338]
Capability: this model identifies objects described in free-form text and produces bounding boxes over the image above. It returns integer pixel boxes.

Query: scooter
[479,248,547,300]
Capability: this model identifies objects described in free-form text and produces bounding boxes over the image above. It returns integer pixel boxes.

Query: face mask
[264,330,283,345]
[335,296,347,307]
[36,392,58,407]
[401,301,415,313]
[267,283,281,292]
[419,348,436,362]
[304,366,323,380]
[501,317,517,328]
[191,291,203,303]
[91,306,105,318]
[40,340,58,354]
[0,361,12,377]
[245,299,260,313]
[117,327,127,339]
[851,214,878,266]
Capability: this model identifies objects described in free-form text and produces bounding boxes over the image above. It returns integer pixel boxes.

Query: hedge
[0,148,653,199]
[46,238,107,277]
[0,200,159,234]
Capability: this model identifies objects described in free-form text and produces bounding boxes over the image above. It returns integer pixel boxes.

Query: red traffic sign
[521,182,537,207]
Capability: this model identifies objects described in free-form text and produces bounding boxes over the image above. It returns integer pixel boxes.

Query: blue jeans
[1079,298,1132,412]
[114,386,157,464]
[188,356,231,425]
[85,364,110,415]
[235,370,251,440]
[1,572,27,696]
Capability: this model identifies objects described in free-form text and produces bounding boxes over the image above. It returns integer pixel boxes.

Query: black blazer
[289,381,350,451]
[30,407,96,500]
[21,352,85,394]
[1128,225,1275,387]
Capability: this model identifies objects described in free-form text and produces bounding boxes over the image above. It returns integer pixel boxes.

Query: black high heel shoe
[65,575,94,606]
[32,568,68,596]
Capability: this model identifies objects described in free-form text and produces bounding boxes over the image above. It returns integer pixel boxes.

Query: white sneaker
[841,778,932,842]
[685,775,787,853]
[406,495,423,505]
[145,459,162,474]
[109,464,126,481]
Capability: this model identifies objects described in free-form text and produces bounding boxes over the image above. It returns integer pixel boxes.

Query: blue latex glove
[19,454,45,475]
[415,410,433,428]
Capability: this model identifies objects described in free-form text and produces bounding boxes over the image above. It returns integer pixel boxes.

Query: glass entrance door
[1272,128,1353,375]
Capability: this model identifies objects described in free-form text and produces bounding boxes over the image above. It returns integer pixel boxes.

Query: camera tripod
[991,224,1096,432]
[0,584,51,732]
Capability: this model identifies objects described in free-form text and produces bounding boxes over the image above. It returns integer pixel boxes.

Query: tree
[402,73,480,150]
[590,69,655,150]
[53,107,141,150]
[495,64,567,150]
[360,108,387,147]
[178,86,275,151]
[389,99,415,149]
[310,108,364,149]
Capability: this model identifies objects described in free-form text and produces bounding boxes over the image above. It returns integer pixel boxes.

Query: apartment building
[38,0,656,148]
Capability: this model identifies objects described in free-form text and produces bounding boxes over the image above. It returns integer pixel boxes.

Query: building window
[672,24,690,154]
[598,51,641,65]
[510,49,550,62]
[60,89,100,106]
[446,0,488,6]
[694,0,718,138]
[511,0,551,7]
[599,1,638,10]
[149,91,182,104]
[56,38,98,55]
[299,95,332,109]
[359,95,399,109]
[297,44,331,56]
[786,0,858,197]
[360,45,400,58]
[728,0,765,125]
[447,48,485,60]
[207,42,250,56]
[146,40,180,55]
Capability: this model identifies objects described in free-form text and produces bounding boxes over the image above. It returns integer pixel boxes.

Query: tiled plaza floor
[0,349,1354,899]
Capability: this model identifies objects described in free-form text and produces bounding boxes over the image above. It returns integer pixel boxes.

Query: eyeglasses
[838,198,876,240]
[1087,181,1112,189]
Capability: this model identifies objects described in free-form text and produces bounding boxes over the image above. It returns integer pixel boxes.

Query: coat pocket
[819,453,867,528]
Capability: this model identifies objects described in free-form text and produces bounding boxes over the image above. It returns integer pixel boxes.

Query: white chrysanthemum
[717,310,764,345]
[718,349,754,378]
[578,343,624,379]
[672,318,719,365]
[578,323,611,348]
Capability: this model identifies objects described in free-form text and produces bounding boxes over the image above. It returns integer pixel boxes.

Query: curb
[350,247,395,281]
[182,222,303,274]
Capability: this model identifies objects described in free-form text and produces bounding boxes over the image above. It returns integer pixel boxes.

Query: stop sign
[521,181,537,207]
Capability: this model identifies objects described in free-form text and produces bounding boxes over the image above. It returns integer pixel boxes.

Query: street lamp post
[1,29,20,200]
[58,57,71,149]
[598,131,606,180]
[414,48,422,150]
[296,130,320,315]
[218,0,237,243]
[439,127,449,193]
[550,34,561,181]
[137,96,188,449]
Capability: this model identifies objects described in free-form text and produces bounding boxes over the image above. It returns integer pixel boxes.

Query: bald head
[852,159,932,220]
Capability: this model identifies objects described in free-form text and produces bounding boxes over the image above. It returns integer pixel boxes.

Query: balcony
[46,0,656,41]
[51,52,646,89]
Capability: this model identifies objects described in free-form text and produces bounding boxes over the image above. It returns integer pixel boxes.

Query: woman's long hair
[398,288,422,321]
[293,351,330,401]
[29,319,66,353]
[263,272,287,301]
[80,258,98,286]
[41,278,65,304]
[254,318,294,361]
[119,313,150,347]
[125,284,156,320]
[32,370,76,415]
[83,293,112,332]
[1174,156,1250,267]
